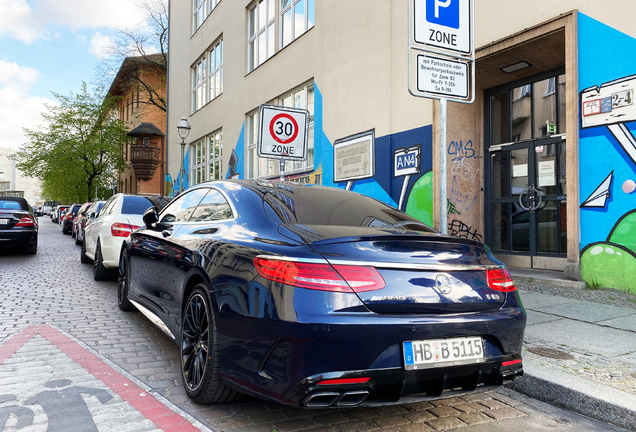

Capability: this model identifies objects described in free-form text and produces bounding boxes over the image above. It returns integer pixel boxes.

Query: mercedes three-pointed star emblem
[434,274,453,295]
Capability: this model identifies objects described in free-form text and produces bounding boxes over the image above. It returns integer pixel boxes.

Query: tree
[15,83,131,203]
[94,0,168,112]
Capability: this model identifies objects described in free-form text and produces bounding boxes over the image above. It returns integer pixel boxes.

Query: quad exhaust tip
[303,390,370,407]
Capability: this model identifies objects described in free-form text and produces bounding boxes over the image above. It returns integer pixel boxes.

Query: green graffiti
[608,211,636,255]
[405,171,434,228]
[581,244,636,293]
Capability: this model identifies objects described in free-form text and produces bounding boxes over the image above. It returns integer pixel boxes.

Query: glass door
[488,137,567,258]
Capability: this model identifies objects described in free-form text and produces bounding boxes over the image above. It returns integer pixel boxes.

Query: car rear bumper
[293,359,524,407]
[0,230,37,246]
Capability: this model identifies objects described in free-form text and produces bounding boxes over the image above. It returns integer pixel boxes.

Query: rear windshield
[0,200,24,210]
[71,205,82,214]
[121,196,153,215]
[262,186,436,232]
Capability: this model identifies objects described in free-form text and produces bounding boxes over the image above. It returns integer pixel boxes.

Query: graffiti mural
[578,12,636,292]
[446,139,482,241]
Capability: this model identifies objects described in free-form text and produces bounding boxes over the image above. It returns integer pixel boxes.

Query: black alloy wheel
[93,240,111,281]
[117,250,135,311]
[80,238,91,263]
[180,285,240,404]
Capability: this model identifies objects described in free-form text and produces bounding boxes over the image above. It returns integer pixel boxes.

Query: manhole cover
[527,347,575,360]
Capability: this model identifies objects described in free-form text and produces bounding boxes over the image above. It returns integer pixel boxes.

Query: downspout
[165,0,171,195]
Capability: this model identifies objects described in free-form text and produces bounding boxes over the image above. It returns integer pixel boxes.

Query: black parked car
[61,204,82,235]
[118,181,526,407]
[0,196,38,254]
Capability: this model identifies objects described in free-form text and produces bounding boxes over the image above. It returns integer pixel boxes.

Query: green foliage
[15,82,131,203]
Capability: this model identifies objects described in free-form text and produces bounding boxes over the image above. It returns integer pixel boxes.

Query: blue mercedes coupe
[118,180,525,407]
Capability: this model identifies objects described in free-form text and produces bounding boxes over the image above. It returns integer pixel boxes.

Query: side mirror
[142,207,159,227]
[81,211,87,216]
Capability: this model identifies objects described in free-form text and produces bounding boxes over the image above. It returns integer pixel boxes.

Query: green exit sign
[547,122,557,134]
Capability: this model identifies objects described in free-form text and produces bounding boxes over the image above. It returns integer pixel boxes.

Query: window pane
[282,95,293,107]
[249,41,256,71]
[248,148,256,178]
[511,148,528,196]
[283,9,292,46]
[295,0,305,37]
[537,201,558,254]
[558,74,566,134]
[259,0,266,29]
[491,151,510,198]
[535,143,556,196]
[558,142,566,195]
[268,24,275,58]
[249,6,256,37]
[492,203,510,251]
[560,201,567,254]
[511,206,530,252]
[192,190,232,221]
[268,0,274,20]
[490,90,510,145]
[258,33,266,65]
[308,86,314,123]
[294,89,305,109]
[534,78,557,138]
[281,0,291,8]
[219,67,223,94]
[160,188,209,223]
[512,85,532,141]
[308,0,314,28]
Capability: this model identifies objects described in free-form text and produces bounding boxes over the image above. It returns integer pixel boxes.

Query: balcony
[130,146,161,180]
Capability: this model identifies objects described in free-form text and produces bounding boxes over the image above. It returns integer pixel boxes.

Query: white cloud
[0,60,56,150]
[0,0,146,44]
[89,32,113,59]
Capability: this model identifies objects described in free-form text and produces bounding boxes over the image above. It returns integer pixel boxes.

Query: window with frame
[281,0,314,48]
[191,130,224,186]
[246,82,314,179]
[192,57,207,113]
[209,39,223,100]
[193,0,207,31]
[248,0,275,71]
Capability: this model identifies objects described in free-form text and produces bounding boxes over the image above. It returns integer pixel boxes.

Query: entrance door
[487,137,567,267]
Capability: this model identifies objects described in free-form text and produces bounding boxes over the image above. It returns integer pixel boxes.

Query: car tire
[75,232,82,245]
[117,250,135,312]
[180,285,241,404]
[71,228,76,238]
[93,240,111,281]
[80,238,92,263]
[25,241,37,255]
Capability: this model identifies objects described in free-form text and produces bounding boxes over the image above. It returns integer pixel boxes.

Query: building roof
[106,53,166,98]
[127,122,165,137]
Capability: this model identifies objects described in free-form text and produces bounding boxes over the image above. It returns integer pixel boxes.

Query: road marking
[0,324,209,432]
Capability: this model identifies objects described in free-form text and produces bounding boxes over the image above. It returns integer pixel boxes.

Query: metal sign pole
[279,158,285,182]
[439,98,448,234]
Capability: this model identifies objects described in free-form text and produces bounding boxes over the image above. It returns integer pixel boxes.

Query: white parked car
[81,194,172,280]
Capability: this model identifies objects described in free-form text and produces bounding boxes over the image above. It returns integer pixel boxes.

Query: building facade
[108,55,167,196]
[0,147,42,205]
[167,0,636,292]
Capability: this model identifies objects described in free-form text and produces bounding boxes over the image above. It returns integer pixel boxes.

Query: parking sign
[413,0,472,55]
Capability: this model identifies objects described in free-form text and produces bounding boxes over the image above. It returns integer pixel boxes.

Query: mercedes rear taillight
[254,257,385,293]
[15,215,36,227]
[111,223,141,237]
[486,268,517,292]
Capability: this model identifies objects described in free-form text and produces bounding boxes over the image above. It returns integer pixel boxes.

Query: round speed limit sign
[270,114,299,144]
[258,105,308,160]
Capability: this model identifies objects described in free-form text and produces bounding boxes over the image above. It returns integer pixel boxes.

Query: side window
[159,189,209,223]
[100,197,117,216]
[190,189,233,222]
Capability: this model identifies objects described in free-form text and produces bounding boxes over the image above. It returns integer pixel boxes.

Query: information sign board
[333,131,375,183]
[258,105,308,160]
[417,54,469,99]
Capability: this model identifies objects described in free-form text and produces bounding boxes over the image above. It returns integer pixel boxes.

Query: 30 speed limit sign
[258,105,309,160]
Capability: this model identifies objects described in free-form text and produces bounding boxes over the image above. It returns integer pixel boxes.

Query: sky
[0,0,149,150]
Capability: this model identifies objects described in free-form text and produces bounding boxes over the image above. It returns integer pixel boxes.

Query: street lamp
[176,117,191,193]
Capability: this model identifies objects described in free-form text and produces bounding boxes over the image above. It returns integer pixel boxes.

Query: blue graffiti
[448,140,482,159]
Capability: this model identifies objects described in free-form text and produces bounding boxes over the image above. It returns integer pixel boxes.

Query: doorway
[484,70,567,269]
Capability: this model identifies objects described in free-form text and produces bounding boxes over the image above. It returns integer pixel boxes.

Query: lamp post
[176,117,191,193]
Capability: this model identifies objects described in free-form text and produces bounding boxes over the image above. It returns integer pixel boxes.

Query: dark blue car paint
[123,180,526,406]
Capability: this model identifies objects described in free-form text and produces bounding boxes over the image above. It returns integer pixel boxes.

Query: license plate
[403,336,484,370]
[0,219,9,225]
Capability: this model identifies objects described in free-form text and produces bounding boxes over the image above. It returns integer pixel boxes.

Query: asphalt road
[0,217,629,432]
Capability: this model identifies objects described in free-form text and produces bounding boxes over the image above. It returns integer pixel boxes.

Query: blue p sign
[426,0,459,29]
